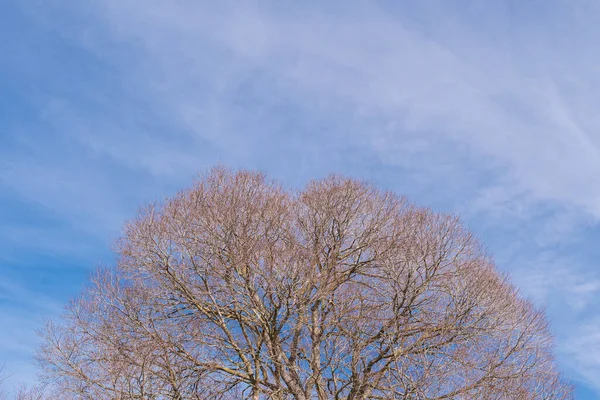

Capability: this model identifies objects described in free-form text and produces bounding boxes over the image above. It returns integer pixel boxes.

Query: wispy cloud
[562,317,600,392]
[2,0,600,395]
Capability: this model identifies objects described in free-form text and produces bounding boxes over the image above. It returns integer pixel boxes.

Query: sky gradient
[1,1,599,397]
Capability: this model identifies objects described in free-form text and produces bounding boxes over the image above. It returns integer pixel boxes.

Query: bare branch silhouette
[34,167,572,399]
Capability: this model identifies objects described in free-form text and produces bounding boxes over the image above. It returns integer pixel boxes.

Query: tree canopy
[34,167,572,399]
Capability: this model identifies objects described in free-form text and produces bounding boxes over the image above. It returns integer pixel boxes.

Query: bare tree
[0,364,7,400]
[37,167,572,399]
[0,364,48,400]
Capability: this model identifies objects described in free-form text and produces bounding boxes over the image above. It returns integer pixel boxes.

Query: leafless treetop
[33,167,572,399]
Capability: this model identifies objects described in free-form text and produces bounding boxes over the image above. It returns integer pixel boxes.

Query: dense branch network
[34,167,572,399]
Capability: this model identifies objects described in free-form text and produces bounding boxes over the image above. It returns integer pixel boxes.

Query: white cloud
[6,0,600,393]
[43,0,599,217]
[514,264,600,314]
[562,318,600,392]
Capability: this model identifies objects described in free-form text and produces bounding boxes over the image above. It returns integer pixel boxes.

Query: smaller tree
[0,365,47,400]
[0,364,7,400]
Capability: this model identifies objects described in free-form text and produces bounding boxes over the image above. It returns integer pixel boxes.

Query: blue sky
[1,0,600,397]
